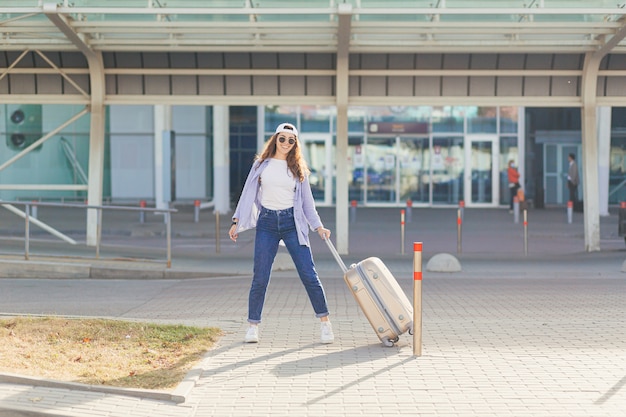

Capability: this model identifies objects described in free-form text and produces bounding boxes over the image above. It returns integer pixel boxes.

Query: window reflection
[432,106,464,133]
[264,105,297,130]
[468,107,497,134]
[500,107,518,133]
[399,138,428,203]
[365,137,396,203]
[430,136,464,204]
[262,104,520,207]
[609,134,626,204]
[470,140,493,203]
[300,105,330,132]
[348,136,365,203]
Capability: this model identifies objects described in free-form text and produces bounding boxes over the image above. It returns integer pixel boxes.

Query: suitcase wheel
[381,336,400,347]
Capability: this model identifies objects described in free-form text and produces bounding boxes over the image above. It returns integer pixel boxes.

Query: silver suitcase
[325,239,413,347]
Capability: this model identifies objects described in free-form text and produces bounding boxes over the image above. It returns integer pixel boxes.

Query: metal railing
[0,200,177,268]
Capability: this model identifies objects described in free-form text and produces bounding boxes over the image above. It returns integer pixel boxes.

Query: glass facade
[399,137,428,204]
[5,102,625,209]
[0,104,96,201]
[263,104,519,207]
[610,108,626,204]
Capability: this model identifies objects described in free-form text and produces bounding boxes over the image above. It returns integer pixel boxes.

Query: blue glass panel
[468,107,497,134]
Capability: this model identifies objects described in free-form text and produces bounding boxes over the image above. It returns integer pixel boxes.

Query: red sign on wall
[368,122,429,134]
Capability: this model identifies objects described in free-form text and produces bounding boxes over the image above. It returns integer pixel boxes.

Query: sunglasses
[278,136,295,145]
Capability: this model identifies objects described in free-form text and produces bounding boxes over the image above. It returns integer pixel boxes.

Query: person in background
[229,122,335,345]
[507,160,521,213]
[567,153,580,210]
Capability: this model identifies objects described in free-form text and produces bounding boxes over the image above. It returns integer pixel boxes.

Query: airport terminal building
[2,1,626,252]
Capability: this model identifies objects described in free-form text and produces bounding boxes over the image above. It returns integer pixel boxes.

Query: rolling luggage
[324,238,413,347]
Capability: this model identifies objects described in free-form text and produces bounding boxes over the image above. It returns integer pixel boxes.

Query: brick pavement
[0,206,625,416]
[0,273,624,417]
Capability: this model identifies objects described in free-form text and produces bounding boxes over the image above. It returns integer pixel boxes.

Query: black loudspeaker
[5,104,43,151]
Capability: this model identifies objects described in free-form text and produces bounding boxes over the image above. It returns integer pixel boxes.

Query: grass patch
[0,317,221,390]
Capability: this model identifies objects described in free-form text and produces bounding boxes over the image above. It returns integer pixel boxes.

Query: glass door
[431,136,464,205]
[465,135,499,206]
[544,144,580,205]
[399,137,429,204]
[365,136,397,204]
[300,133,332,206]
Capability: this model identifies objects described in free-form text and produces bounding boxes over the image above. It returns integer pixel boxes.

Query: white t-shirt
[260,158,296,210]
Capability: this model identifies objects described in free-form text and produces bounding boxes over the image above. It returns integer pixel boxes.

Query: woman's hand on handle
[316,226,331,240]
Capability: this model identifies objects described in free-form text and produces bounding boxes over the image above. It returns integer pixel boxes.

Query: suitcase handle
[323,237,348,274]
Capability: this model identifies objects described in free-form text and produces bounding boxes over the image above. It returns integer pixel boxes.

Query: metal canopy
[1,1,626,55]
[0,0,620,254]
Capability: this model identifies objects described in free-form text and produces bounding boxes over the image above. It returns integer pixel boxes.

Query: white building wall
[171,106,207,200]
[109,105,154,200]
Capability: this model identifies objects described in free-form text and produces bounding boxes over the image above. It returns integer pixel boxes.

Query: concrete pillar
[86,52,105,246]
[213,106,230,214]
[580,52,602,252]
[154,105,172,211]
[335,4,352,255]
[597,106,611,217]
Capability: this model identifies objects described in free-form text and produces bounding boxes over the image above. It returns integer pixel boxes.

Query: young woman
[229,122,334,344]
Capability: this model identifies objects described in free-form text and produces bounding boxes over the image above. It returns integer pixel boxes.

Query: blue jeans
[248,206,330,324]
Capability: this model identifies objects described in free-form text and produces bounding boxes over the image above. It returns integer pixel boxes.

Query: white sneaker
[320,321,334,344]
[244,325,259,343]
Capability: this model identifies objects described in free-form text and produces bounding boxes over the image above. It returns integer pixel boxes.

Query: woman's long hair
[256,131,310,182]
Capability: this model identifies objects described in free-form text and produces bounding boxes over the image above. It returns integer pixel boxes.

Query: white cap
[274,123,298,137]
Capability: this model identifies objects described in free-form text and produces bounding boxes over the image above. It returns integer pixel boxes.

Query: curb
[0,372,187,404]
[0,259,236,280]
[0,405,70,417]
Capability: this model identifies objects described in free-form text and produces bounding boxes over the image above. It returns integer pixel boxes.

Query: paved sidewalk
[0,205,625,416]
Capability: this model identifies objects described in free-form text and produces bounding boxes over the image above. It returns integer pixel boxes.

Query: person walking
[567,153,580,210]
[229,122,335,344]
[507,160,521,213]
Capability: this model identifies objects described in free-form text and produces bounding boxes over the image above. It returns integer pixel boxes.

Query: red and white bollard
[413,241,423,357]
[513,196,520,224]
[406,199,413,223]
[400,209,406,255]
[457,208,462,254]
[350,199,357,223]
[139,200,146,224]
[567,200,573,224]
[194,199,201,223]
[523,209,528,256]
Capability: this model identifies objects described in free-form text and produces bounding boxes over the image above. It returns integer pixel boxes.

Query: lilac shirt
[232,159,324,247]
